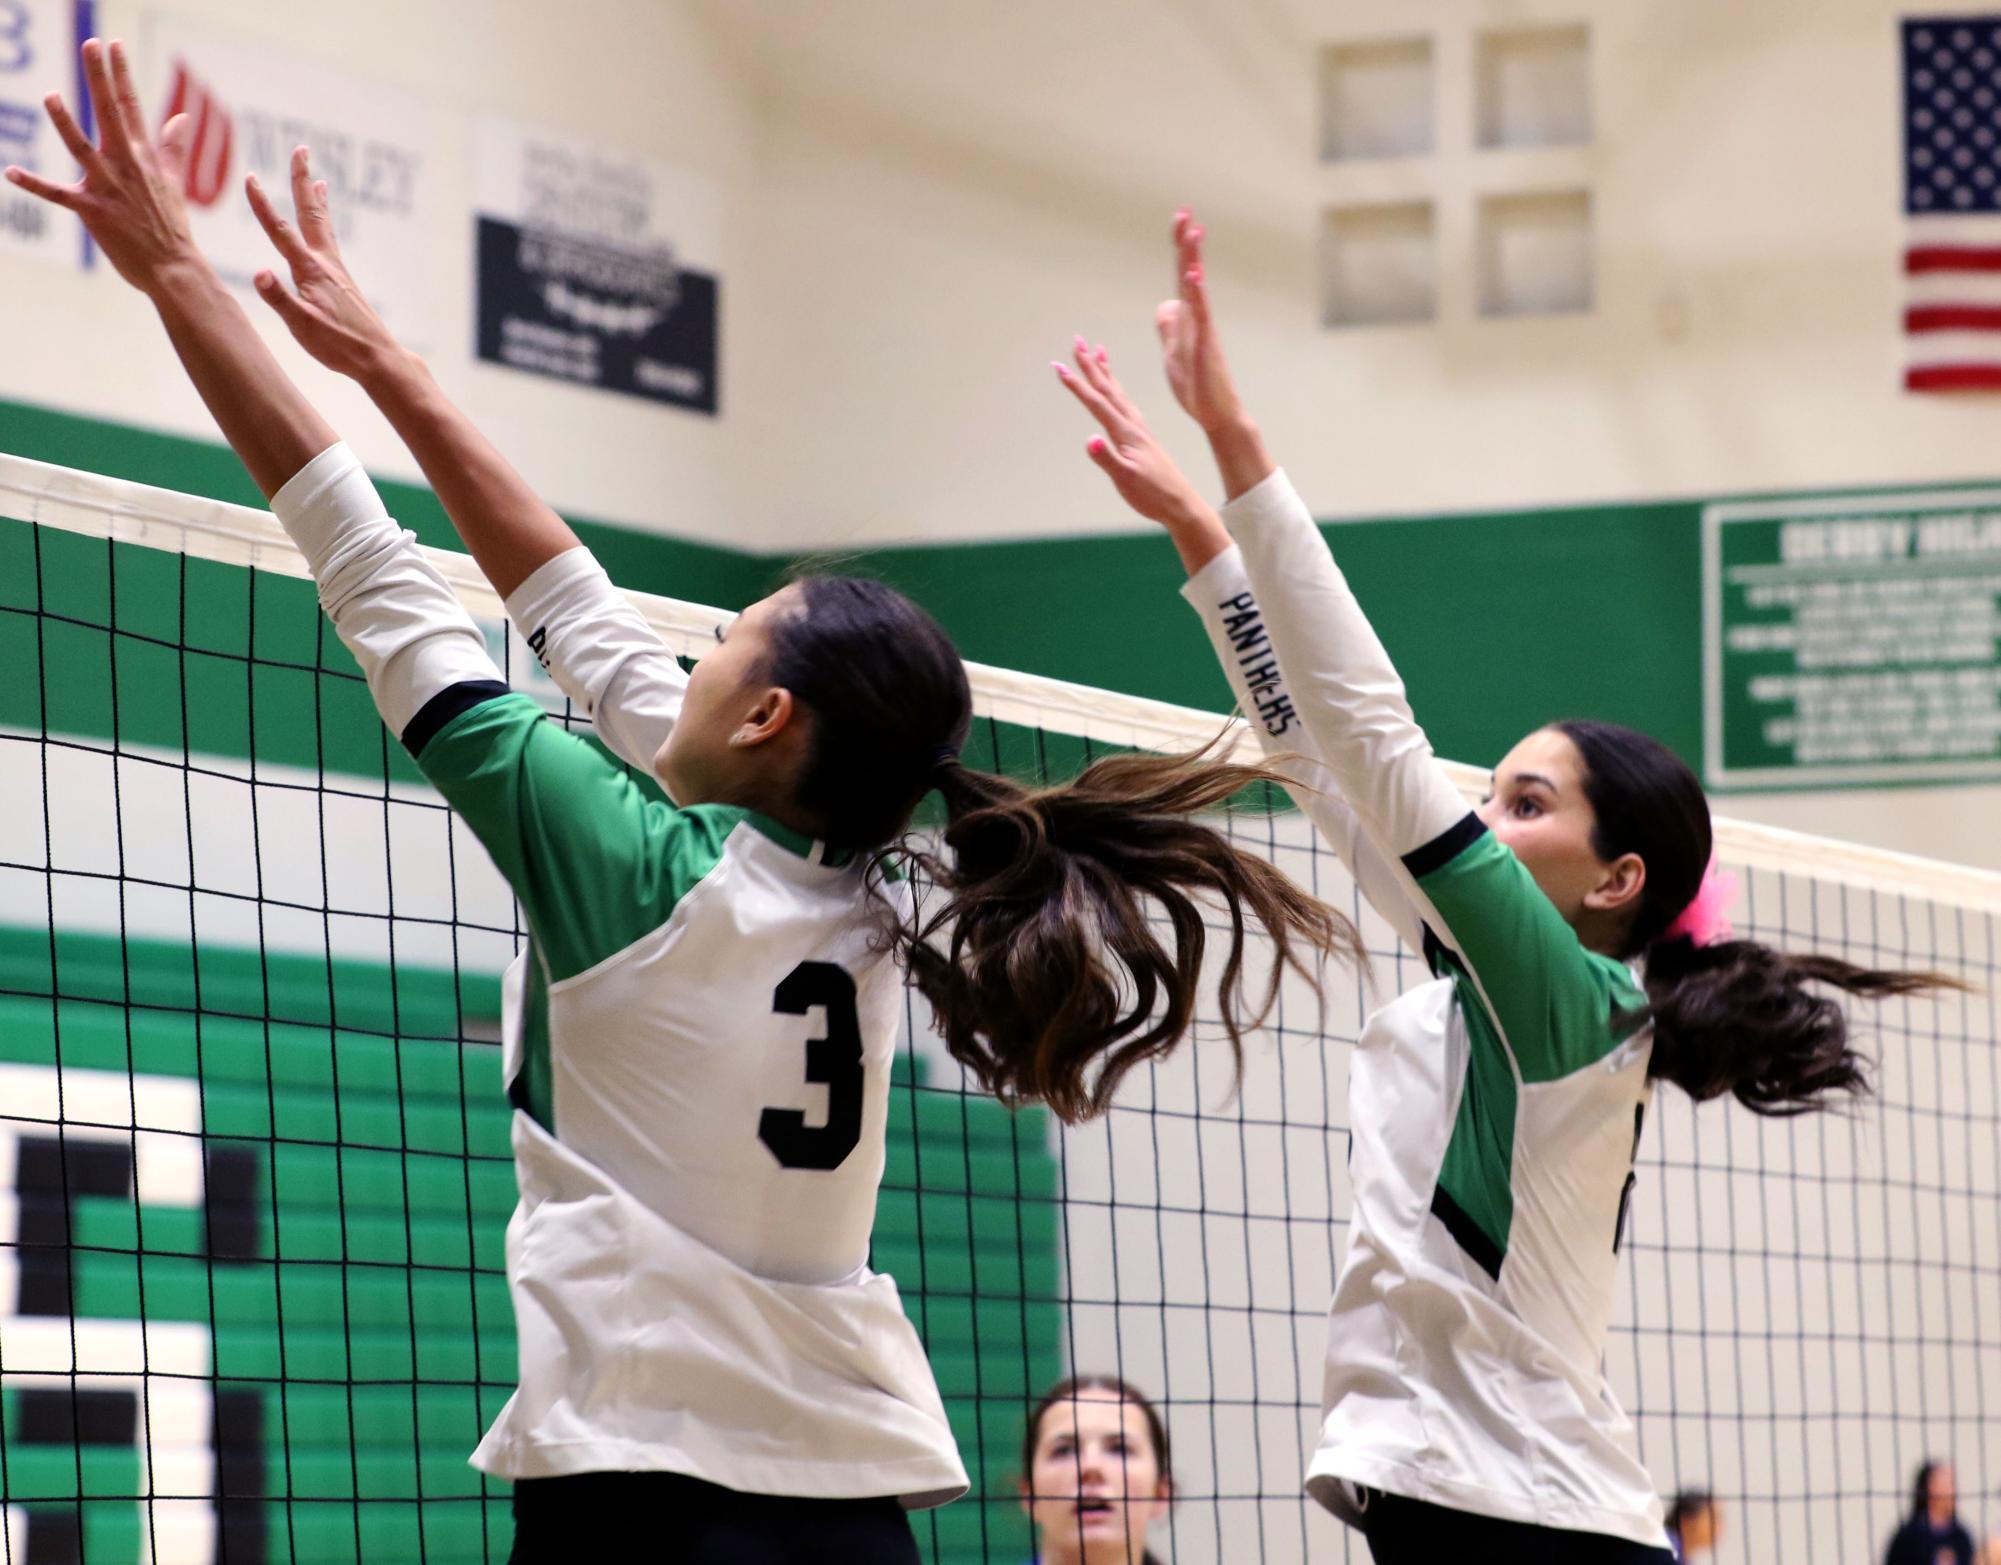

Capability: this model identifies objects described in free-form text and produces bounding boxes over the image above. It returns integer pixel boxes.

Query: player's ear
[730,686,799,749]
[1582,850,1645,917]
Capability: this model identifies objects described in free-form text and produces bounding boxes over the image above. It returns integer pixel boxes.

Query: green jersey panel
[411,692,743,983]
[1415,827,1645,1085]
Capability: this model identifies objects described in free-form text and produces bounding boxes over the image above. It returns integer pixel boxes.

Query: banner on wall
[0,0,93,267]
[1703,487,2001,787]
[473,117,720,415]
[139,12,433,339]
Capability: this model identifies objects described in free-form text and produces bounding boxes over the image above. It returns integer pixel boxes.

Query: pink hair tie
[1659,855,1740,947]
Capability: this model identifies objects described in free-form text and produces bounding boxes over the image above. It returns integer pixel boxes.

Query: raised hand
[3,38,204,295]
[1157,211,1247,436]
[1054,336,1210,527]
[246,148,405,384]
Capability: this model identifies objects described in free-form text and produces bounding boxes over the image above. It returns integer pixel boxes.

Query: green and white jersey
[271,446,966,1508]
[1183,471,1670,1550]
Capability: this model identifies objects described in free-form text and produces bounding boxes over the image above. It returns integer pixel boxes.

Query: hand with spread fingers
[1157,210,1248,438]
[1052,331,1234,574]
[4,36,337,498]
[1052,335,1211,532]
[3,37,204,294]
[245,148,407,385]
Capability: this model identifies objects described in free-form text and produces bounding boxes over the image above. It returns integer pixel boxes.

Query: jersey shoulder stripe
[1401,810,1487,879]
[402,678,512,756]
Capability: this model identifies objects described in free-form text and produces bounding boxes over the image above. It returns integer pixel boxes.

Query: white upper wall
[1,0,1994,551]
[712,0,2001,547]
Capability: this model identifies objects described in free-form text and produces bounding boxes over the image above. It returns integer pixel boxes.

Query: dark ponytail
[763,576,1363,1126]
[1555,721,1964,1118]
[908,748,1359,1123]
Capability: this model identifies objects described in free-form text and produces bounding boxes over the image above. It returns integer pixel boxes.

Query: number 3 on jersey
[759,961,865,1171]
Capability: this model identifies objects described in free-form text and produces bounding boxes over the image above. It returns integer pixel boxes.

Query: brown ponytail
[1642,937,1958,1116]
[760,574,1362,1127]
[1554,720,1967,1116]
[898,749,1361,1124]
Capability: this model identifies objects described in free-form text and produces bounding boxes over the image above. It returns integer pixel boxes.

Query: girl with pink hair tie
[1055,212,1963,1565]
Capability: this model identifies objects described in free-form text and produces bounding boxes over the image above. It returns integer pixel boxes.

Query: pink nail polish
[1088,436,1106,454]
[1052,361,1069,377]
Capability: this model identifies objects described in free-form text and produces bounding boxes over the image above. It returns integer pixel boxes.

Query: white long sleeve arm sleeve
[502,547,689,780]
[1179,545,1429,955]
[269,443,501,738]
[1220,469,1472,863]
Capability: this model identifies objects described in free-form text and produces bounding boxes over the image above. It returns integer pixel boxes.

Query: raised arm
[2,38,493,734]
[1146,220,1632,1070]
[1057,215,1633,1066]
[243,149,687,776]
[1053,341,1430,954]
[8,41,705,992]
[4,40,331,497]
[1092,215,1466,860]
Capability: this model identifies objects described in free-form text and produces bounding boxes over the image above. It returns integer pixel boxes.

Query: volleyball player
[1054,214,1960,1563]
[6,48,1363,1561]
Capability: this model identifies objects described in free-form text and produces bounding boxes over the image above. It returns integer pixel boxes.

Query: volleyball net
[0,450,1996,1565]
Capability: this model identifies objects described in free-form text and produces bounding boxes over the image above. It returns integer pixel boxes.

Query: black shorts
[509,1471,920,1564]
[1359,1488,1676,1565]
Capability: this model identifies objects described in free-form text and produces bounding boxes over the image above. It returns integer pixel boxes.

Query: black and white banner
[474,118,720,415]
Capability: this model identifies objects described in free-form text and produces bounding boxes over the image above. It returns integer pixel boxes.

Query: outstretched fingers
[1171,209,1214,326]
[42,91,106,180]
[106,41,151,154]
[290,147,338,252]
[1083,432,1136,481]
[1053,354,1130,440]
[245,172,318,274]
[252,266,320,333]
[76,40,130,158]
[156,112,192,185]
[2,163,81,208]
[1179,251,1212,333]
[1071,336,1142,422]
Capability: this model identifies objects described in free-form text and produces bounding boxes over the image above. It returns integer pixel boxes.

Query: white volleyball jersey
[271,445,967,1508]
[1182,472,1670,1549]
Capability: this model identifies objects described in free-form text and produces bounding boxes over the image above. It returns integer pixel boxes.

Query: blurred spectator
[1021,1375,1173,1565]
[1666,1489,1722,1561]
[1885,1461,1977,1565]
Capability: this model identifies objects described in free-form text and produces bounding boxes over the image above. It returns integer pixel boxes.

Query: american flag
[1904,17,2001,390]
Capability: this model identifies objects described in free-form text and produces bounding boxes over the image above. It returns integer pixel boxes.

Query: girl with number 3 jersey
[6,48,1365,1563]
[1055,215,1961,1564]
